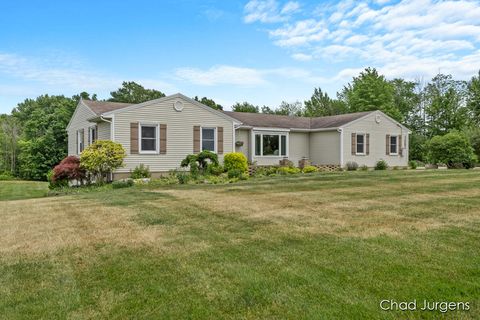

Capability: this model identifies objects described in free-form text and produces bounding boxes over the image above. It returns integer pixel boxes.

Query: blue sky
[1,0,480,113]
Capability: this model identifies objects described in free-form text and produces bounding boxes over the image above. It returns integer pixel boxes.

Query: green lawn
[0,180,48,201]
[0,170,479,319]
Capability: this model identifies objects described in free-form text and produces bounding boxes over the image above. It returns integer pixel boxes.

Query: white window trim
[355,133,366,156]
[139,123,160,154]
[77,129,84,154]
[200,127,217,153]
[88,126,97,145]
[390,135,399,155]
[253,132,289,157]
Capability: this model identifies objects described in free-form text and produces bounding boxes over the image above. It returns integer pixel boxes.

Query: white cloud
[281,1,300,14]
[245,0,480,82]
[291,53,312,61]
[0,52,178,97]
[269,19,328,46]
[244,0,299,23]
[174,65,320,86]
[175,65,267,86]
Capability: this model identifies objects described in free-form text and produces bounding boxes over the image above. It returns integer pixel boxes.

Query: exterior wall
[289,132,310,167]
[309,130,341,165]
[235,129,250,161]
[67,102,96,155]
[113,96,234,173]
[97,122,111,140]
[342,112,409,167]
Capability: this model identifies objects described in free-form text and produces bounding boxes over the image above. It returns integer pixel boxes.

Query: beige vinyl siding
[113,96,234,173]
[342,112,408,167]
[288,132,310,167]
[309,131,341,165]
[97,122,111,140]
[67,102,96,155]
[235,129,250,161]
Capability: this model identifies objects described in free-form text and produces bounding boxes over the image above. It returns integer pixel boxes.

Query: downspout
[338,128,344,167]
[100,115,114,141]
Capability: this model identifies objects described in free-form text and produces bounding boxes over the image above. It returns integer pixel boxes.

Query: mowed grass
[1,170,480,319]
[0,180,48,201]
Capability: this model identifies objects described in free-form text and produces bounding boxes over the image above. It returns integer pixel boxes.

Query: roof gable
[66,100,97,130]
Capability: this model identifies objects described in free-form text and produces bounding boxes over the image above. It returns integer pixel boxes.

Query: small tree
[181,150,219,176]
[50,155,86,188]
[427,132,477,168]
[80,140,126,183]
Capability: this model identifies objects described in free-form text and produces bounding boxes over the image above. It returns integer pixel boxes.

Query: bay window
[254,132,288,157]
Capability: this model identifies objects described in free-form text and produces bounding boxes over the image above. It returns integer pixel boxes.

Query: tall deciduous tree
[231,102,259,113]
[424,74,468,137]
[193,96,223,110]
[304,88,347,117]
[467,71,480,126]
[275,101,303,116]
[12,95,77,180]
[340,68,402,121]
[109,81,165,104]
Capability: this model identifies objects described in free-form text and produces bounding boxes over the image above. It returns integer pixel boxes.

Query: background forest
[1,67,480,181]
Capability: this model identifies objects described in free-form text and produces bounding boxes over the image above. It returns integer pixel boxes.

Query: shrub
[375,159,388,170]
[254,166,278,176]
[50,156,86,188]
[227,168,244,179]
[223,152,248,173]
[359,165,369,171]
[80,140,126,183]
[277,166,301,175]
[408,160,418,169]
[345,161,358,171]
[181,151,219,176]
[175,170,190,184]
[427,132,477,168]
[131,164,151,179]
[0,172,15,180]
[206,164,224,176]
[112,179,134,189]
[302,165,318,173]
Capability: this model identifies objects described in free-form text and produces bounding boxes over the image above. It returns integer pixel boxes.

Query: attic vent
[375,114,381,124]
[173,100,184,112]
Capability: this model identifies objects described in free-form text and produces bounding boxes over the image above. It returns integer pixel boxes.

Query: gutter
[338,128,344,167]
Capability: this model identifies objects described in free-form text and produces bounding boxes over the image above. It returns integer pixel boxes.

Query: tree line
[1,69,479,180]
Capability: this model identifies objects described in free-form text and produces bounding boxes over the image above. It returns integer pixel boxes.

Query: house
[67,93,410,179]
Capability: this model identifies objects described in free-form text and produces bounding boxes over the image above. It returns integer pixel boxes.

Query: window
[89,126,97,145]
[77,130,84,154]
[281,135,287,156]
[201,127,216,152]
[390,135,398,155]
[255,134,261,156]
[254,133,288,157]
[356,134,365,155]
[140,124,158,153]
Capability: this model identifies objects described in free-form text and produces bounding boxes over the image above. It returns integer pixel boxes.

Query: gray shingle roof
[82,98,374,129]
[82,100,133,115]
[223,110,374,129]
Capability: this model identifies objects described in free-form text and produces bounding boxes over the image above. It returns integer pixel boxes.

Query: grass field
[0,180,48,201]
[1,170,479,319]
